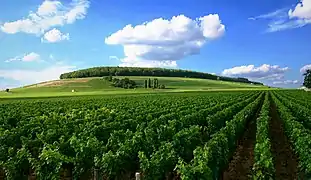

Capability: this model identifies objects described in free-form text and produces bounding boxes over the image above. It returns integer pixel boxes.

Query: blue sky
[0,0,311,89]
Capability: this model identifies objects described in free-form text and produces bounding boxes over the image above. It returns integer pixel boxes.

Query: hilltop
[60,66,264,85]
[0,76,268,99]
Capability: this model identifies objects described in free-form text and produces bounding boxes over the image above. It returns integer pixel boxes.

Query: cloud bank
[5,52,41,63]
[222,64,289,80]
[0,65,75,85]
[249,0,311,32]
[105,14,225,67]
[300,64,311,73]
[273,80,300,85]
[1,0,89,42]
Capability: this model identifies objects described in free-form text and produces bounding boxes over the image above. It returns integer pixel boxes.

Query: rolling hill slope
[0,76,269,99]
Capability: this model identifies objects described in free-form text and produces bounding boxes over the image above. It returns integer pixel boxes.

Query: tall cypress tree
[144,80,148,88]
[154,78,158,88]
[148,78,152,88]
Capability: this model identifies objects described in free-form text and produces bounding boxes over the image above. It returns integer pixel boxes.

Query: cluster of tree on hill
[144,78,165,89]
[303,69,311,88]
[60,66,264,85]
[104,76,137,89]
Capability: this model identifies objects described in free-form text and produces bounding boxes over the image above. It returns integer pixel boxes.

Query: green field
[0,76,271,99]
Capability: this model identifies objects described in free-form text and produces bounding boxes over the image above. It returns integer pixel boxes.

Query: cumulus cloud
[105,14,225,67]
[249,0,311,32]
[222,64,289,80]
[289,0,311,20]
[273,80,300,85]
[41,28,69,43]
[5,52,41,62]
[300,64,311,73]
[1,0,89,35]
[0,65,76,85]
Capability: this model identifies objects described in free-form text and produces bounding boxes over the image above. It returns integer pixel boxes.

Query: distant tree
[111,77,136,89]
[108,75,113,81]
[148,78,152,88]
[154,78,159,88]
[159,84,165,89]
[303,69,311,88]
[144,80,148,88]
[153,79,157,89]
[115,71,119,76]
[5,89,9,93]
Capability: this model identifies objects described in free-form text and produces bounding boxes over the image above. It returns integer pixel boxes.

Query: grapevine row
[271,92,311,178]
[252,92,274,179]
[176,92,264,179]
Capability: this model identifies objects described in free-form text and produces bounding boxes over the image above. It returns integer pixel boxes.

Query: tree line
[60,66,264,85]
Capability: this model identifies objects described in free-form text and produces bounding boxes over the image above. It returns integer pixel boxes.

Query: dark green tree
[154,78,158,88]
[153,78,157,89]
[111,77,136,89]
[5,88,9,93]
[144,80,148,88]
[303,69,311,88]
[148,78,152,88]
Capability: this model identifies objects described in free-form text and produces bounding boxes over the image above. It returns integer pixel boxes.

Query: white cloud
[120,59,177,68]
[0,65,75,85]
[222,64,289,80]
[250,1,311,32]
[1,0,89,35]
[273,80,300,85]
[5,52,41,62]
[41,28,69,43]
[266,18,308,32]
[49,54,54,60]
[109,56,119,61]
[300,64,311,73]
[249,8,288,20]
[289,0,311,20]
[105,14,225,68]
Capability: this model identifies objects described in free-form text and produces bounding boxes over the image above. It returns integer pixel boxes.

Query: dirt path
[221,99,263,180]
[269,99,299,180]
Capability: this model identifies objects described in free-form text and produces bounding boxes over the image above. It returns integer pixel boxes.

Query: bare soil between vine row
[221,96,300,180]
[221,98,263,180]
[269,99,299,180]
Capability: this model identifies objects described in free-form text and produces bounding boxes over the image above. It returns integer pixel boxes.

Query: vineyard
[0,90,310,180]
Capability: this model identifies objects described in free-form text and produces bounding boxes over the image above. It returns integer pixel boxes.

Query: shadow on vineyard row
[268,98,299,180]
[221,97,261,180]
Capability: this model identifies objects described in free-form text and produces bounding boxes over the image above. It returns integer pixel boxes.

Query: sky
[0,0,311,89]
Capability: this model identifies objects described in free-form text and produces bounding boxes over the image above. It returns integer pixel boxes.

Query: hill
[60,66,264,85]
[0,76,269,99]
